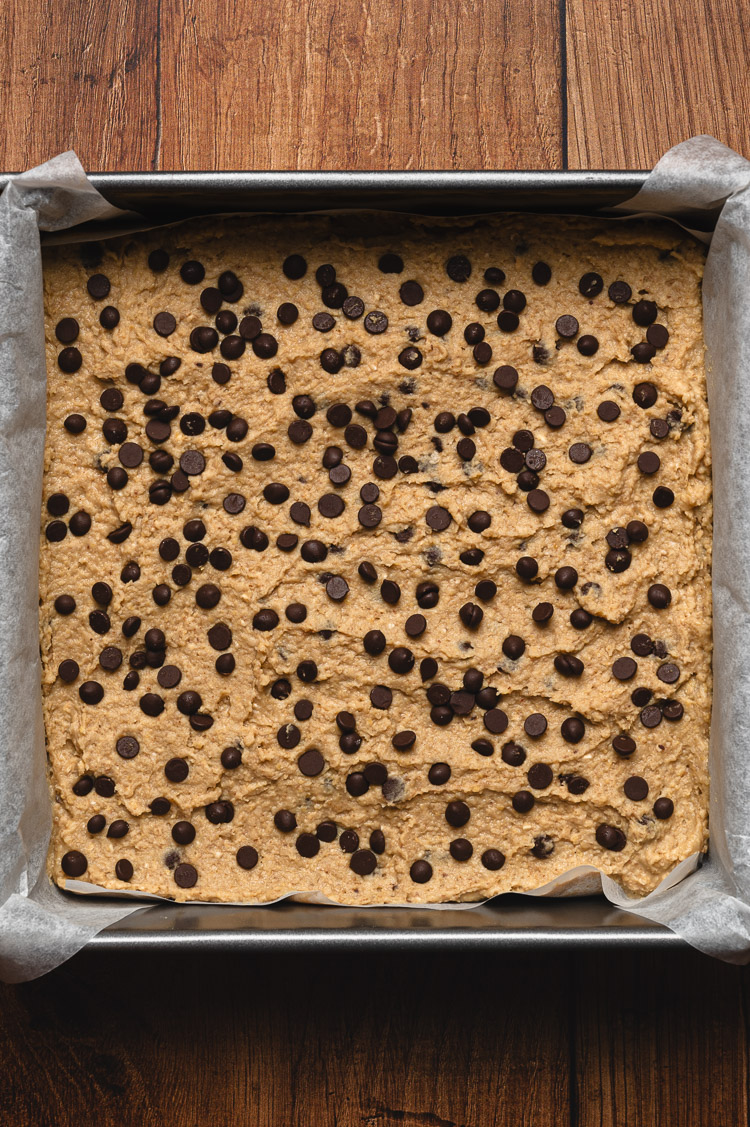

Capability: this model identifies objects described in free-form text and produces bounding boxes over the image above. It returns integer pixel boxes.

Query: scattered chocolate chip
[524,713,547,738]
[61,851,88,878]
[596,824,627,851]
[556,314,579,338]
[633,300,658,327]
[597,400,621,422]
[654,797,674,819]
[633,382,658,409]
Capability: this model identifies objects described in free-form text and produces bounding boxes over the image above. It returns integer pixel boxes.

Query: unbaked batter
[40,212,711,902]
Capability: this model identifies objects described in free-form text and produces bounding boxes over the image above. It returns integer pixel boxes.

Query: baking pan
[38,169,689,950]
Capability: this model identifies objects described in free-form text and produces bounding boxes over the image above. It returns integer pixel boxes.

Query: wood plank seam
[154,0,163,170]
[559,0,568,169]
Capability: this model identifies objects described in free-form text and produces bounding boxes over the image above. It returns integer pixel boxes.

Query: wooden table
[2,2,749,1123]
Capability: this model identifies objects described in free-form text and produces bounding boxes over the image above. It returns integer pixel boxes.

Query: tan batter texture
[40,212,711,903]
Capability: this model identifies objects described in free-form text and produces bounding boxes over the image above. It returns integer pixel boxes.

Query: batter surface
[40,212,711,902]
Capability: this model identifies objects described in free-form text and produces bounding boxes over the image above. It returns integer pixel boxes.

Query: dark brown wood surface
[1,1,749,1124]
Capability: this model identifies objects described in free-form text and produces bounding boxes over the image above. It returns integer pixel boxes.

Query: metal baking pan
[43,169,689,949]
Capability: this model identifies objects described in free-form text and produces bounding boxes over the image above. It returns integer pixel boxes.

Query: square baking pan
[37,169,691,950]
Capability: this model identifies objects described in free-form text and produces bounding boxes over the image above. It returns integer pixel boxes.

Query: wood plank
[158,0,563,170]
[0,0,159,172]
[573,950,748,1126]
[0,950,571,1127]
[566,0,750,168]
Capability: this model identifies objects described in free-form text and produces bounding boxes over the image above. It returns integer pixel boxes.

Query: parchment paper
[3,140,750,982]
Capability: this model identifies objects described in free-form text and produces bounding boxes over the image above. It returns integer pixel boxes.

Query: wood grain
[1,948,749,1126]
[2,3,750,1126]
[157,0,562,170]
[573,951,748,1126]
[0,951,572,1127]
[566,0,750,167]
[0,0,159,172]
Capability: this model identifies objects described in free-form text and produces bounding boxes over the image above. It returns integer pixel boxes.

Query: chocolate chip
[648,418,669,442]
[108,522,133,546]
[410,860,433,883]
[554,566,578,590]
[209,362,231,386]
[300,539,328,563]
[624,775,649,801]
[647,583,672,609]
[531,261,551,285]
[195,583,221,610]
[515,556,538,582]
[288,419,313,445]
[532,602,554,624]
[61,412,87,439]
[524,713,547,738]
[312,311,335,333]
[653,486,674,508]
[481,849,505,871]
[398,347,422,370]
[277,302,298,325]
[608,280,631,303]
[58,659,79,682]
[647,324,669,349]
[61,851,87,878]
[72,776,93,797]
[235,845,259,871]
[640,705,662,728]
[561,509,584,530]
[86,272,110,300]
[654,797,674,819]
[297,660,318,683]
[554,653,584,678]
[68,511,91,537]
[606,548,631,573]
[638,451,661,475]
[100,306,120,329]
[174,863,198,888]
[561,716,586,743]
[513,791,534,813]
[596,824,627,851]
[657,662,680,684]
[530,386,553,413]
[541,407,563,428]
[325,575,349,602]
[283,253,307,279]
[633,382,658,408]
[298,749,325,777]
[597,400,621,424]
[446,254,471,282]
[483,709,508,734]
[427,309,452,336]
[370,685,392,709]
[253,333,278,359]
[556,314,579,338]
[317,493,344,519]
[613,734,636,757]
[445,800,470,828]
[459,602,483,629]
[99,646,123,671]
[569,442,592,464]
[320,348,343,374]
[531,835,554,859]
[389,646,414,674]
[613,657,637,681]
[633,300,657,327]
[579,272,603,298]
[94,776,115,797]
[426,506,451,531]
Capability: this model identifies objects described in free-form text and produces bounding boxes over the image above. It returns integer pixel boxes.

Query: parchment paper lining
[1,139,746,981]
